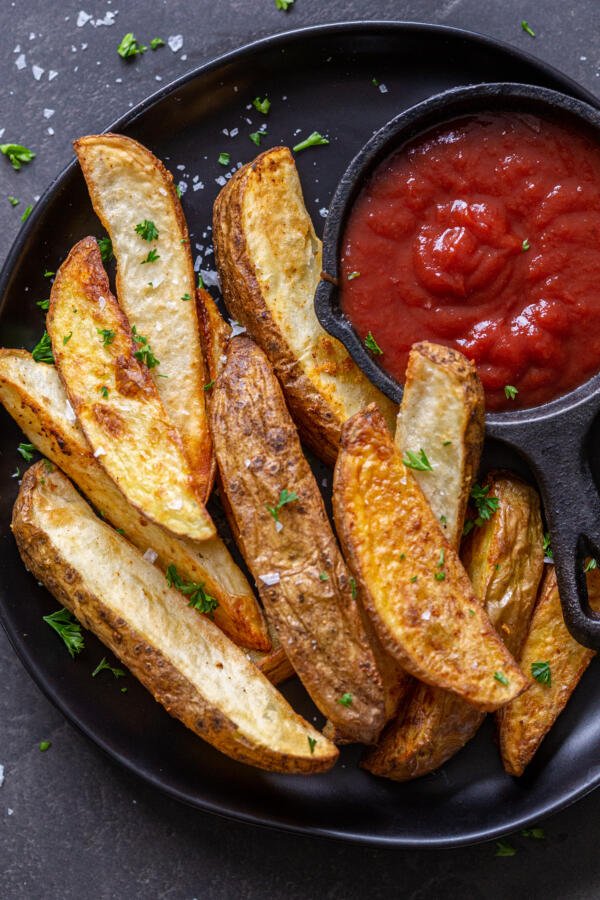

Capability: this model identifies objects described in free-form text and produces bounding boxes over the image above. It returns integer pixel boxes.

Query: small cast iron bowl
[315,82,600,649]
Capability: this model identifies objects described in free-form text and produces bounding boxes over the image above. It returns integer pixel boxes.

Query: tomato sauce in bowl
[340,112,600,411]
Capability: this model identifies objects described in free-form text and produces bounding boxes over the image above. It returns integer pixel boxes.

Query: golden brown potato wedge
[334,405,527,712]
[74,133,213,499]
[12,463,336,774]
[499,565,600,776]
[47,237,214,543]
[363,472,544,780]
[213,146,396,465]
[395,341,485,548]
[196,287,232,384]
[210,335,390,744]
[0,348,269,650]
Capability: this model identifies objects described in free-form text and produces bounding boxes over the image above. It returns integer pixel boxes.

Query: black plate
[1,21,599,849]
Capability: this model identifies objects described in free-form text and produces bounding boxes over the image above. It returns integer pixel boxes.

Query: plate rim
[1,18,599,849]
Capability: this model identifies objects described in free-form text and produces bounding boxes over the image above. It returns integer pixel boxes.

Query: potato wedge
[395,341,484,547]
[210,335,389,744]
[213,146,396,465]
[499,565,600,776]
[247,620,295,685]
[12,463,336,773]
[74,133,212,499]
[47,237,214,543]
[334,404,527,711]
[0,348,269,650]
[196,287,232,384]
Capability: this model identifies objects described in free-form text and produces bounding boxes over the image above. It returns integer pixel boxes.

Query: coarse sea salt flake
[275,521,283,533]
[259,572,280,586]
[65,400,76,423]
[93,447,106,458]
[15,54,26,70]
[47,127,54,136]
[43,108,55,119]
[319,207,329,218]
[200,269,220,288]
[193,182,204,191]
[98,295,106,310]
[168,497,183,511]
[177,180,187,195]
[421,610,431,621]
[142,548,158,564]
[378,83,388,94]
[230,320,246,336]
[48,70,58,81]
[244,459,251,468]
[168,35,183,53]
[0,764,4,787]
[77,10,92,27]
[215,175,227,187]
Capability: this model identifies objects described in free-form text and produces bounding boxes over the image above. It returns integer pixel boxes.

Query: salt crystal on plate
[168,35,183,53]
[43,108,55,118]
[378,83,388,94]
[319,207,329,218]
[177,180,187,195]
[15,54,26,70]
[47,128,54,136]
[0,764,4,787]
[200,269,220,288]
[48,70,58,81]
[77,10,92,27]
[32,66,44,81]
[215,175,227,187]
[259,572,280,586]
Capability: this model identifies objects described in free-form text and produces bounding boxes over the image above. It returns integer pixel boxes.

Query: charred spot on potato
[91,403,124,438]
[115,355,152,397]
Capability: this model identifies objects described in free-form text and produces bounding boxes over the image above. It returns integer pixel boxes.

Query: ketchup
[340,112,600,410]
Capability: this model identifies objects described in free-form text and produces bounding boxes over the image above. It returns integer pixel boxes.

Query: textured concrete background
[1,2,600,898]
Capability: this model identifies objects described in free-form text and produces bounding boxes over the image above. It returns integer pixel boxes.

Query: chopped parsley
[249,130,266,146]
[293,131,329,153]
[494,671,509,686]
[319,572,329,581]
[141,248,160,264]
[181,292,192,301]
[218,152,231,166]
[531,661,551,685]
[8,195,19,206]
[584,558,598,572]
[403,448,433,472]
[43,270,55,278]
[337,692,353,707]
[522,238,530,252]
[12,466,20,479]
[92,657,126,679]
[166,564,219,614]
[21,205,33,223]
[175,184,183,199]
[97,328,116,347]
[17,442,35,461]
[63,332,73,345]
[364,331,383,355]
[98,236,113,263]
[135,219,159,241]
[495,840,516,857]
[275,0,294,8]
[521,20,535,38]
[347,271,361,280]
[440,515,447,525]
[132,325,160,368]
[99,385,109,399]
[372,77,380,86]
[504,385,518,400]
[522,827,545,840]
[117,32,147,58]
[463,483,500,535]
[434,572,445,581]
[252,96,271,115]
[203,380,215,392]
[39,741,51,752]
[150,37,165,50]
[543,532,553,560]
[349,576,357,599]
[32,331,54,364]
[0,143,35,171]
[197,273,205,289]
[266,488,299,522]
[307,736,317,754]
[410,575,418,583]
[43,607,85,658]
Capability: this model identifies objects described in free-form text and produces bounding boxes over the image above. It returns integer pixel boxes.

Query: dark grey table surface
[1,2,599,898]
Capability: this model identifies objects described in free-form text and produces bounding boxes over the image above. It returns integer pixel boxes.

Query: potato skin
[499,565,600,776]
[334,405,528,712]
[213,146,396,465]
[210,336,388,744]
[12,463,338,774]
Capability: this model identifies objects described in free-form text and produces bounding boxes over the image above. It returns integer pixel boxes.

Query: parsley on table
[522,238,530,251]
[504,385,518,400]
[21,205,33,223]
[8,195,19,206]
[43,270,55,278]
[92,656,126,679]
[307,736,317,754]
[43,607,85,658]
[218,152,231,166]
[97,328,116,347]
[403,448,433,472]
[17,442,35,461]
[531,661,551,685]
[39,741,51,752]
[266,488,299,522]
[494,671,509,686]
[495,840,516,857]
[141,248,160,264]
[249,130,266,146]
[521,20,535,37]
[165,564,218,613]
[522,827,545,839]
[0,143,35,171]
[293,132,329,153]
[275,0,294,8]
[372,78,380,86]
[132,326,160,368]
[98,236,113,263]
[32,331,54,364]
[338,693,353,707]
[364,331,383,355]
[150,37,165,50]
[252,96,271,115]
[135,219,159,241]
[117,32,147,58]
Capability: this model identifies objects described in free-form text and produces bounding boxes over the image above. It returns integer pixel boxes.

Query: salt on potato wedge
[499,565,600,776]
[210,335,389,744]
[0,348,269,650]
[12,463,336,774]
[395,341,484,547]
[74,133,213,499]
[334,404,527,712]
[213,146,397,465]
[47,237,214,542]
[364,472,544,780]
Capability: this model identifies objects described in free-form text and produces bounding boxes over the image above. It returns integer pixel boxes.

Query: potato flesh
[12,463,337,774]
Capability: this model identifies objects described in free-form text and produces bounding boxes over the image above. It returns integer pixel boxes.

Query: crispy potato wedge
[334,405,527,711]
[0,348,269,650]
[364,472,544,780]
[12,463,336,773]
[248,620,295,685]
[499,565,600,776]
[395,342,484,548]
[47,237,214,543]
[74,133,213,498]
[196,287,232,384]
[210,335,389,744]
[213,146,396,465]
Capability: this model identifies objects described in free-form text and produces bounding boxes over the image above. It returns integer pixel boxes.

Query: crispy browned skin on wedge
[12,463,337,774]
[363,472,544,780]
[210,336,388,744]
[334,405,527,712]
[499,565,600,776]
[213,146,396,465]
[47,237,214,542]
[0,348,269,650]
[75,133,213,499]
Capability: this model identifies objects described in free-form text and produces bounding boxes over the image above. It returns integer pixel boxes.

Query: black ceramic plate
[1,21,599,848]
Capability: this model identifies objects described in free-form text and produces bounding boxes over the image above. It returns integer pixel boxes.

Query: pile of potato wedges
[1,137,597,779]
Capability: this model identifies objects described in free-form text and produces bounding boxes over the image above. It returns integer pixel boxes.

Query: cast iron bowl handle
[487,392,600,650]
